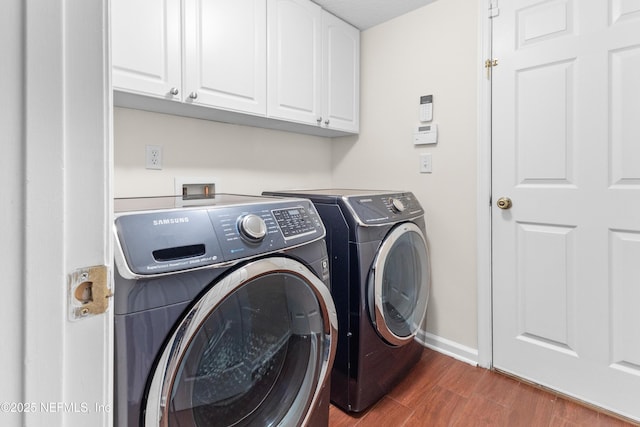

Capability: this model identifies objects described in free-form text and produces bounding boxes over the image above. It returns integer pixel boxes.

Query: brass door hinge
[489,0,500,18]
[485,59,498,78]
[68,265,113,321]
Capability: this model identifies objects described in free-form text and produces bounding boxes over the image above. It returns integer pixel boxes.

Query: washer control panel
[114,197,325,276]
[346,192,424,225]
[272,206,318,239]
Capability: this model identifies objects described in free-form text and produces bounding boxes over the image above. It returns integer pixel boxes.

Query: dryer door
[368,222,430,346]
[144,257,337,427]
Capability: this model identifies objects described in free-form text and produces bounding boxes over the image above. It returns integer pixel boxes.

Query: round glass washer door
[368,222,430,346]
[144,257,337,427]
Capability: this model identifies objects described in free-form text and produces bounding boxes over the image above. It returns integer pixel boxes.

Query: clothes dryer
[113,194,337,426]
[263,190,430,413]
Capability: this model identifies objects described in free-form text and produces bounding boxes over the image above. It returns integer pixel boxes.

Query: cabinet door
[184,0,267,115]
[267,0,322,125]
[112,0,181,100]
[322,11,359,133]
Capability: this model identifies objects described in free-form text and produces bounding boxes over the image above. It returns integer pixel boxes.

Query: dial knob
[238,214,267,242]
[389,198,406,213]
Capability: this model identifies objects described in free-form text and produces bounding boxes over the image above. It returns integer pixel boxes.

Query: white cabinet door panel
[322,11,359,133]
[112,0,181,100]
[267,0,322,125]
[184,0,267,114]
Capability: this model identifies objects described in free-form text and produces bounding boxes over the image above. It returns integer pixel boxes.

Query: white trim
[21,1,112,425]
[2,0,26,412]
[416,331,479,367]
[476,0,494,370]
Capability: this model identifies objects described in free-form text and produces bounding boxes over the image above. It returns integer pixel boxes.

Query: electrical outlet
[145,145,162,170]
[419,153,432,173]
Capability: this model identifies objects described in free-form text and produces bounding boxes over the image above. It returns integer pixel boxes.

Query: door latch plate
[68,265,113,321]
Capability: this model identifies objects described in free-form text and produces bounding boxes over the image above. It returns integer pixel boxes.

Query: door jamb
[476,0,493,369]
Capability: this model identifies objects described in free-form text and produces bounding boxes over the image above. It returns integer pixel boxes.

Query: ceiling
[313,0,437,30]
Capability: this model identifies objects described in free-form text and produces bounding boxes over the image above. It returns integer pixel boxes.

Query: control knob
[389,198,406,213]
[238,214,267,242]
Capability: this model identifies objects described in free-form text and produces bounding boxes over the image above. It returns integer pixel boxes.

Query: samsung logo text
[153,217,190,226]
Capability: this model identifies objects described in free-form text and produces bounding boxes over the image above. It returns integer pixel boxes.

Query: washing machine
[263,189,430,413]
[113,194,337,426]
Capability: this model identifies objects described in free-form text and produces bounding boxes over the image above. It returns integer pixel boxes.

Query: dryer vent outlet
[174,177,219,207]
[182,183,216,200]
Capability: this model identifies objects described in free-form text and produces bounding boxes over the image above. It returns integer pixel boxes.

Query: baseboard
[416,330,480,367]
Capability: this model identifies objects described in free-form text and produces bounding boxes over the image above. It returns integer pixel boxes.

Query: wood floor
[328,348,639,427]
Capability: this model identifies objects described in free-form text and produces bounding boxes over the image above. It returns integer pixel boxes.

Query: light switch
[419,153,432,173]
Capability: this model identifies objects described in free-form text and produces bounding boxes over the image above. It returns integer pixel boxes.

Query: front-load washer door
[144,257,337,427]
[368,222,430,346]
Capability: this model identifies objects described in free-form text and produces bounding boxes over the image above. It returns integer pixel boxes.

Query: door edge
[476,0,493,370]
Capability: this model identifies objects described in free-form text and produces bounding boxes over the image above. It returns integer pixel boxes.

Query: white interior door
[492,0,640,421]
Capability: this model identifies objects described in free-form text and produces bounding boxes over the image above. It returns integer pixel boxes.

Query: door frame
[11,1,113,426]
[476,0,494,370]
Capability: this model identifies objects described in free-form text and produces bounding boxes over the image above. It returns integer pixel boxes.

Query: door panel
[516,60,574,184]
[516,223,576,354]
[492,0,640,421]
[610,0,640,24]
[610,230,640,372]
[610,46,640,185]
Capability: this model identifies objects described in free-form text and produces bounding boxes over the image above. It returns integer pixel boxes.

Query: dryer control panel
[345,192,424,226]
[114,196,325,277]
[272,206,318,239]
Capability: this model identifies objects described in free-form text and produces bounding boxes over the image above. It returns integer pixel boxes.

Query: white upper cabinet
[267,1,359,133]
[112,0,359,136]
[267,0,322,126]
[322,10,360,133]
[184,0,267,115]
[112,0,182,100]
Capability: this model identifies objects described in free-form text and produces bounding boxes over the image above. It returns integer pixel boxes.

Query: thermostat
[420,95,433,122]
[414,124,437,145]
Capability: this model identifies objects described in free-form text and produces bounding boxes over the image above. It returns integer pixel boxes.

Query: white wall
[114,108,333,197]
[332,0,479,349]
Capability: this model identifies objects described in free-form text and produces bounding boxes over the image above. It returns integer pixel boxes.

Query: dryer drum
[368,222,430,346]
[144,258,337,427]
